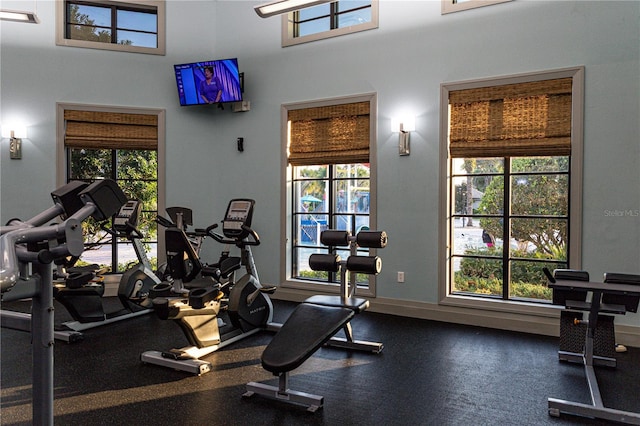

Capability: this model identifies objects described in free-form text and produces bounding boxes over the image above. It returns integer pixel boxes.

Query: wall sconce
[254,0,332,18]
[391,117,415,156]
[2,126,26,159]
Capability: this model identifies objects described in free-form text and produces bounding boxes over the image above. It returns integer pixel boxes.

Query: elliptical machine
[141,199,277,375]
[52,199,161,335]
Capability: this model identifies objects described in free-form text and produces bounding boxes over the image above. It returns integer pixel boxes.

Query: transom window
[56,0,166,55]
[282,0,378,47]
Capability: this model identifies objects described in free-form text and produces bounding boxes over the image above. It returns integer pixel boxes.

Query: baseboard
[272,287,640,348]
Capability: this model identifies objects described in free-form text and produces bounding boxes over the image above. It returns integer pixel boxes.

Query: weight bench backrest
[261,303,355,374]
[602,272,640,313]
[164,227,202,283]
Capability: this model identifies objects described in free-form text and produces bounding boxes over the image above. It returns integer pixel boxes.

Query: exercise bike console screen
[223,199,254,238]
[114,200,142,232]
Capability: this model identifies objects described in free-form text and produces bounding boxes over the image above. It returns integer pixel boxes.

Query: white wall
[1,1,638,331]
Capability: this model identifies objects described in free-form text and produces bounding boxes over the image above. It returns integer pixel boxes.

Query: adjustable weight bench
[244,229,387,412]
[546,269,640,425]
[244,302,356,412]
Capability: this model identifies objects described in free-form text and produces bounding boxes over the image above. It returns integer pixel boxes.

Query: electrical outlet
[397,271,405,283]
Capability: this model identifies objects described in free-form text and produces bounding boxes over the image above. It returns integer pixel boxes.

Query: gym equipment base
[244,377,324,413]
[60,308,151,332]
[141,324,281,375]
[549,395,640,425]
[1,309,84,343]
[140,350,213,375]
[323,336,383,353]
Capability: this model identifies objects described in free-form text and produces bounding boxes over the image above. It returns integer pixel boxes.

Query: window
[441,0,512,15]
[57,104,166,273]
[283,94,377,296]
[56,0,166,55]
[282,0,378,47]
[440,68,584,308]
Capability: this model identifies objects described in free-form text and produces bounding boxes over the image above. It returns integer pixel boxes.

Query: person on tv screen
[199,66,223,104]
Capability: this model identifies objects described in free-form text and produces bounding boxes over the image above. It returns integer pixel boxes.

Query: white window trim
[55,102,167,263]
[280,93,378,298]
[281,0,378,47]
[441,0,512,15]
[55,0,166,55]
[438,66,585,314]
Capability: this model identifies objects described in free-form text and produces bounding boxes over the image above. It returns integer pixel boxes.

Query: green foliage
[68,4,133,45]
[453,275,553,300]
[70,148,158,243]
[68,4,111,43]
[478,157,569,257]
[298,270,329,280]
[456,247,566,300]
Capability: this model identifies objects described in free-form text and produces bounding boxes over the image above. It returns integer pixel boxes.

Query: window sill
[440,293,561,319]
[282,278,375,298]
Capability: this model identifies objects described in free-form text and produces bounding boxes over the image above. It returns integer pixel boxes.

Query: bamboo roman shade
[449,78,572,158]
[64,110,158,150]
[288,101,370,166]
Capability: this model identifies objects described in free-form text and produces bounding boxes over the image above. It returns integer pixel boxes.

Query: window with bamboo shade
[441,67,585,307]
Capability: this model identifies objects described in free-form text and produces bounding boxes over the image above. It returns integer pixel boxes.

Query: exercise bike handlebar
[0,203,95,292]
[101,221,145,240]
[155,215,174,229]
[1,175,128,292]
[205,223,261,247]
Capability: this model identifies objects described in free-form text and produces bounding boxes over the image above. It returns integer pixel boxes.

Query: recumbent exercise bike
[141,199,278,375]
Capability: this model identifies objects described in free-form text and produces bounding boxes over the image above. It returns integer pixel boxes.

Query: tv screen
[174,58,242,106]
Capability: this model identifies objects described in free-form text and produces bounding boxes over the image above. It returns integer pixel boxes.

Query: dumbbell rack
[305,229,387,353]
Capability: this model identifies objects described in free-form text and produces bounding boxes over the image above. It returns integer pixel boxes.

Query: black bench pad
[604,273,640,285]
[304,295,369,313]
[261,303,354,374]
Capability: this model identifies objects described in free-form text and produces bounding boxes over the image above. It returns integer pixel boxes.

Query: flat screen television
[174,58,242,106]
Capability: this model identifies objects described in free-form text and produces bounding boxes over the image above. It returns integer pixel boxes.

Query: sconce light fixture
[2,126,26,159]
[0,9,39,24]
[391,117,415,156]
[254,0,332,18]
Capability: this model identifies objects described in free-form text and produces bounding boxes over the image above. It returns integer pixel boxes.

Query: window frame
[281,93,378,297]
[281,0,378,47]
[441,0,512,15]
[55,0,166,55]
[438,67,585,315]
[56,102,167,271]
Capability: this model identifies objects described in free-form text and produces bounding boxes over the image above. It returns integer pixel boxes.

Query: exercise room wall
[0,1,638,332]
[210,0,640,333]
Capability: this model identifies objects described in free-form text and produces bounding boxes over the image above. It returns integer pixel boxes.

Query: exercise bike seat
[261,303,354,374]
[201,257,241,280]
[304,295,369,314]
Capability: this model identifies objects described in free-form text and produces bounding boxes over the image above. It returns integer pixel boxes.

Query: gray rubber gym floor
[1,298,638,425]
